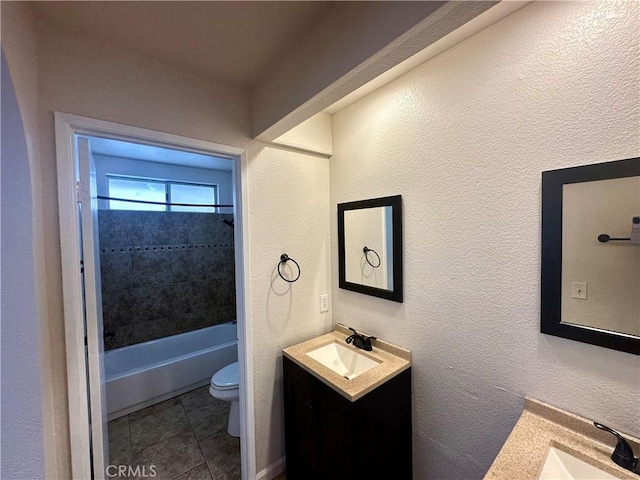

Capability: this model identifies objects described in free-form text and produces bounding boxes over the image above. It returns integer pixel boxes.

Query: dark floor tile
[199,431,241,480]
[129,403,191,453]
[130,431,204,480]
[178,386,212,411]
[181,389,229,440]
[173,463,213,480]
[180,387,229,440]
[108,416,130,463]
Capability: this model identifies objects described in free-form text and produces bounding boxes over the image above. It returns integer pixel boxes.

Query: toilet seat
[211,361,239,391]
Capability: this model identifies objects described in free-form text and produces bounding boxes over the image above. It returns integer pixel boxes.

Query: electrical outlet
[571,282,587,300]
[320,294,329,313]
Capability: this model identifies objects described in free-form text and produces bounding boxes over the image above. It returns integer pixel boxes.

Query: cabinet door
[354,368,413,479]
[283,358,321,479]
[284,358,356,480]
[284,358,412,479]
[315,387,355,480]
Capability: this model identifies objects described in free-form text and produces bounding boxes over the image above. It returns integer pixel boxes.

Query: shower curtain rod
[97,195,233,208]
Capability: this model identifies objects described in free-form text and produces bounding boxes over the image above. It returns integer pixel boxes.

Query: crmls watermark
[106,464,157,478]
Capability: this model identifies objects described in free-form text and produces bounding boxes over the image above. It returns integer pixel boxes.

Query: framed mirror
[338,195,403,302]
[541,157,639,355]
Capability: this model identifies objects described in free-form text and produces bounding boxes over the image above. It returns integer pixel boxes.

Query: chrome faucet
[594,422,640,474]
[345,327,376,351]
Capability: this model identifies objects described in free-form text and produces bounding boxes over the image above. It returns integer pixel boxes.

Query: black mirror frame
[541,157,640,355]
[338,195,403,303]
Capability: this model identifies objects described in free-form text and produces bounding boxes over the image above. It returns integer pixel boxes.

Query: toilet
[209,361,240,437]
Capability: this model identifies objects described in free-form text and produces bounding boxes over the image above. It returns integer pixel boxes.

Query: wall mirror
[338,195,403,302]
[541,157,639,355]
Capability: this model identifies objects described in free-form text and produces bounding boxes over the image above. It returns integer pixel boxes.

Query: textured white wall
[246,143,331,469]
[0,2,56,477]
[273,112,333,156]
[562,177,639,336]
[25,22,331,477]
[1,49,45,480]
[330,2,640,478]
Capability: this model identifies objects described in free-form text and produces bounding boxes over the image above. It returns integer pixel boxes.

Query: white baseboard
[256,456,285,480]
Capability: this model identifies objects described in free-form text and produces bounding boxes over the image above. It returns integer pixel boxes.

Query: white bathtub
[105,322,238,420]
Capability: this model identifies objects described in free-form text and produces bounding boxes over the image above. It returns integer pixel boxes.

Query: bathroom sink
[306,341,381,380]
[537,447,618,480]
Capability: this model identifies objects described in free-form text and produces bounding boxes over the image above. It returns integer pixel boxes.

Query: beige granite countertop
[485,398,640,480]
[282,323,411,402]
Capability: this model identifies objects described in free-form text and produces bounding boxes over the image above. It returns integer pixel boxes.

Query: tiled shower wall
[98,210,236,350]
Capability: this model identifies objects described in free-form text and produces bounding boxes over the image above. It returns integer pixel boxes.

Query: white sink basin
[538,447,618,480]
[306,341,381,380]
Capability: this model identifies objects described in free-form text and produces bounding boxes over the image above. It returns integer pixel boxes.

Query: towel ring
[278,253,301,283]
[363,246,381,268]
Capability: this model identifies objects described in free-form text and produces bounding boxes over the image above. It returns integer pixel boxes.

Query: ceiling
[31,1,508,139]
[88,136,233,171]
[32,1,332,88]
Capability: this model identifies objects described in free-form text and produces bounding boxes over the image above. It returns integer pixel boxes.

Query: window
[108,177,166,211]
[169,183,216,213]
[107,176,218,212]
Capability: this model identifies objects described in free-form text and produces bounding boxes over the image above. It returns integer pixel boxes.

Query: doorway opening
[55,113,255,479]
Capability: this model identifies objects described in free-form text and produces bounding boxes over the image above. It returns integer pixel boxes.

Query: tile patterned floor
[108,386,240,480]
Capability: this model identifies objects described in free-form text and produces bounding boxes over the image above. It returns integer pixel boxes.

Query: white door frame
[55,112,256,479]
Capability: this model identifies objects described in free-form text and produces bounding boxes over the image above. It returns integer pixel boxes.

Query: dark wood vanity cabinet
[283,357,412,480]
